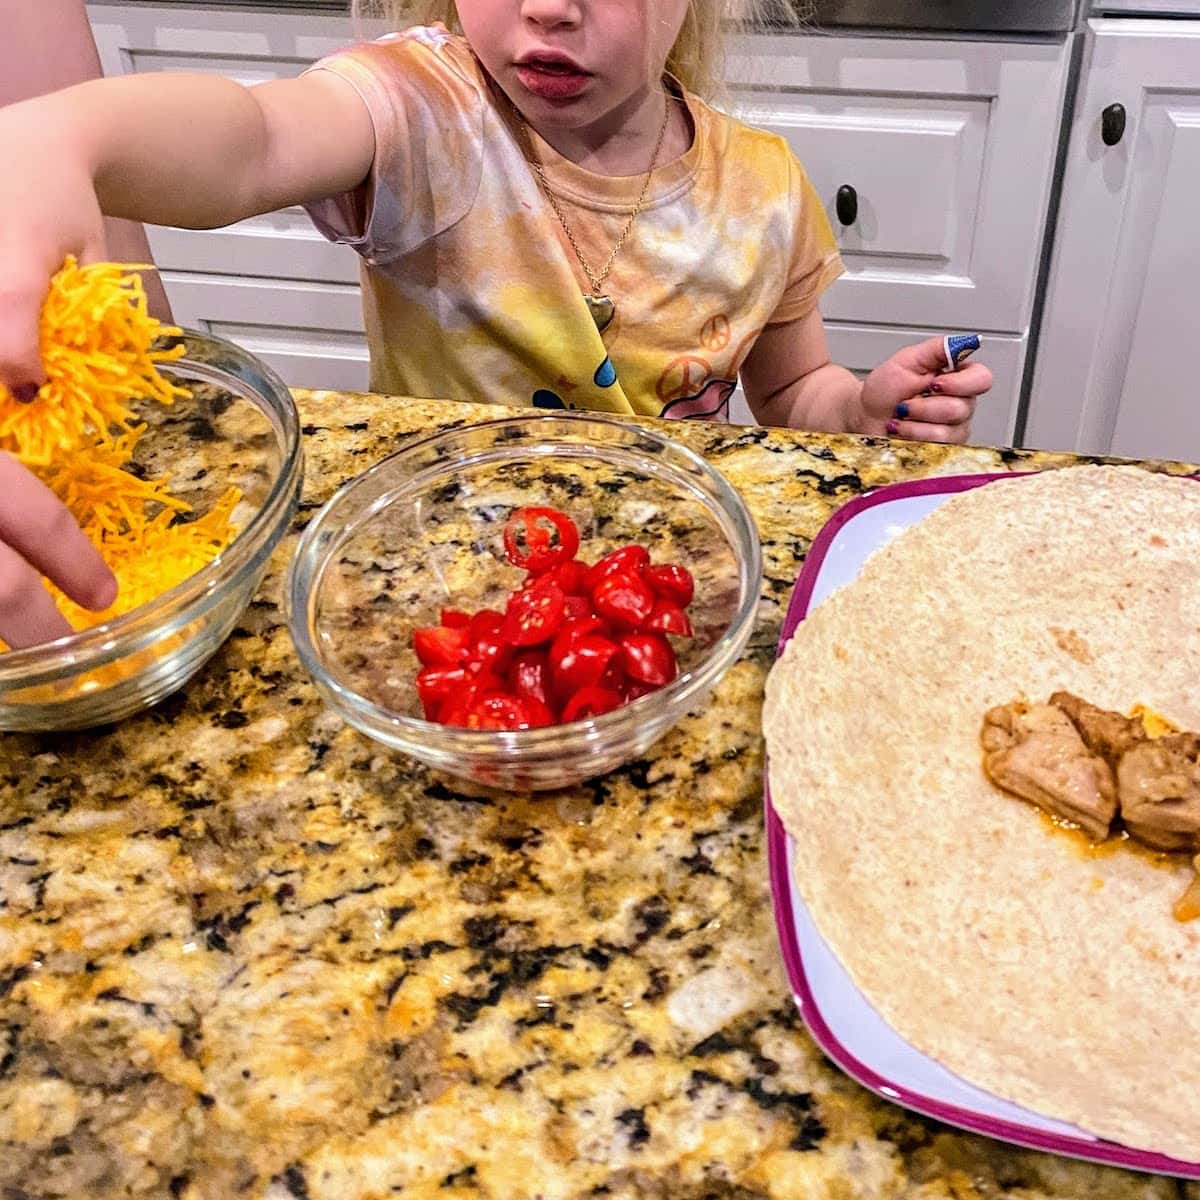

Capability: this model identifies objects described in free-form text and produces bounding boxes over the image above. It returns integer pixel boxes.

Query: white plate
[765,471,1200,1178]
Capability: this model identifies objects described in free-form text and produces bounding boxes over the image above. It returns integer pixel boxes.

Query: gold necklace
[516,95,672,333]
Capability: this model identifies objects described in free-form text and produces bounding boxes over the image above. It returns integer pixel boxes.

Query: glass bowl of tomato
[285,413,761,791]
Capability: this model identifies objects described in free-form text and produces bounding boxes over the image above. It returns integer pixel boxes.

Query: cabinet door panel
[1025,20,1200,458]
[163,273,371,394]
[728,34,1071,332]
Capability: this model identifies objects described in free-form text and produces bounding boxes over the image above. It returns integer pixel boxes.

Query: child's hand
[0,453,116,649]
[856,336,993,444]
[0,167,107,394]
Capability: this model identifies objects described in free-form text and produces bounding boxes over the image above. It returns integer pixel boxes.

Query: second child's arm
[740,310,991,442]
[0,70,374,386]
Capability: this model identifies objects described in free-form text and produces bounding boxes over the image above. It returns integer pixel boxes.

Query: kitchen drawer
[162,272,371,392]
[88,4,379,284]
[728,33,1072,333]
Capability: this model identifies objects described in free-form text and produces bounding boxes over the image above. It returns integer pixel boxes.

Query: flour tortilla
[763,465,1200,1161]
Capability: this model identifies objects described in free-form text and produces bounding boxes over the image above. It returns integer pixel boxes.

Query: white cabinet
[728,35,1071,334]
[1026,19,1200,459]
[728,33,1070,442]
[162,273,370,392]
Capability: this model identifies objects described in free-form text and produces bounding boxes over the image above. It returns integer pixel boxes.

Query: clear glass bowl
[0,330,303,730]
[286,413,762,792]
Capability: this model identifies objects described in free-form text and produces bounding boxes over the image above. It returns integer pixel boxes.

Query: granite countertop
[0,395,1192,1200]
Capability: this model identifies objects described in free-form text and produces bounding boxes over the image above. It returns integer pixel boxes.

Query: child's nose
[520,0,583,30]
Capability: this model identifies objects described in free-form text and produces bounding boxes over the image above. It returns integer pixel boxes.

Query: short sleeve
[303,27,484,265]
[766,152,845,326]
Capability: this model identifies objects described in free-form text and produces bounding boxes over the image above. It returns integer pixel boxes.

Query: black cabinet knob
[836,184,858,226]
[1101,103,1126,146]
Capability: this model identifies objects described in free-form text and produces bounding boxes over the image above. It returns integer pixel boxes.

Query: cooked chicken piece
[1049,691,1146,763]
[982,702,1118,841]
[1117,733,1200,852]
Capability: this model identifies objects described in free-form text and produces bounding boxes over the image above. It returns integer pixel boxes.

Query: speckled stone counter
[1,395,1192,1200]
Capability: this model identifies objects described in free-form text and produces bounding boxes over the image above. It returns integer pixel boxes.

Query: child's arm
[740,310,992,442]
[0,69,375,387]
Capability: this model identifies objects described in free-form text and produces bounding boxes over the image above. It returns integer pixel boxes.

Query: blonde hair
[350,1,801,101]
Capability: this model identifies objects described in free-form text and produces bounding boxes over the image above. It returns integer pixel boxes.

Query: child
[0,0,990,648]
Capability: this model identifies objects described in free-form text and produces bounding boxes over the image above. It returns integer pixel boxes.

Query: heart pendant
[585,294,615,333]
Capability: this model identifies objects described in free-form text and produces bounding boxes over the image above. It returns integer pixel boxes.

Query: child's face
[459,0,690,134]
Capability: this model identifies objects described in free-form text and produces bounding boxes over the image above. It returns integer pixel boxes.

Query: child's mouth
[515,60,591,102]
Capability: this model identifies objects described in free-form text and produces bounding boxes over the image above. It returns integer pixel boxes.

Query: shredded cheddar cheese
[0,258,241,635]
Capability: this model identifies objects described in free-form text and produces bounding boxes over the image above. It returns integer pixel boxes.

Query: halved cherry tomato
[592,569,654,629]
[549,622,619,698]
[413,624,469,667]
[618,633,677,687]
[502,579,566,646]
[584,544,651,593]
[440,608,471,630]
[465,691,552,731]
[562,685,623,723]
[624,681,658,703]
[510,649,552,708]
[468,609,505,643]
[563,593,591,621]
[545,558,590,595]
[502,506,580,573]
[468,629,514,677]
[437,673,502,726]
[644,599,693,638]
[416,664,468,718]
[644,563,694,607]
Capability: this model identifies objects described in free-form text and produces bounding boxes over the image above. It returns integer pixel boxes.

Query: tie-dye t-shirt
[305,25,843,420]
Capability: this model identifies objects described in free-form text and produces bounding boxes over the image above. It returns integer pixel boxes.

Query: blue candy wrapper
[943,333,980,371]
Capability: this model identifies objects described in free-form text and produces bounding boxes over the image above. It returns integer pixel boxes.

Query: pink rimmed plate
[765,471,1200,1178]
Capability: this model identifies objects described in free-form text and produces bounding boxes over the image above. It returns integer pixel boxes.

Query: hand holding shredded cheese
[0,258,241,636]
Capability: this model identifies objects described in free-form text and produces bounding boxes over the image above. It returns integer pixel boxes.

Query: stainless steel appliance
[807,0,1079,33]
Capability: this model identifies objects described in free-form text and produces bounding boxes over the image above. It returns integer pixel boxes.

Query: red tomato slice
[584,544,651,593]
[592,569,655,629]
[502,579,566,647]
[440,608,471,629]
[644,563,695,607]
[549,624,619,698]
[563,593,591,621]
[467,629,514,677]
[562,685,624,723]
[618,633,677,687]
[510,649,552,708]
[436,674,501,727]
[465,691,551,731]
[644,599,693,638]
[545,558,589,595]
[416,665,468,718]
[502,506,580,573]
[412,624,469,667]
[468,609,505,643]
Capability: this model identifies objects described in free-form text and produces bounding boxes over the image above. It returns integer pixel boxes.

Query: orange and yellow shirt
[306,25,843,420]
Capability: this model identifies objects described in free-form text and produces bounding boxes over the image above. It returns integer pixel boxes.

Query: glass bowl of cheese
[0,329,302,730]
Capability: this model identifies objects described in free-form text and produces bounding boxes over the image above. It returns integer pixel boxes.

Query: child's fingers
[0,264,48,391]
[0,453,117,612]
[926,363,992,399]
[892,396,975,427]
[0,542,75,649]
[888,419,971,445]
